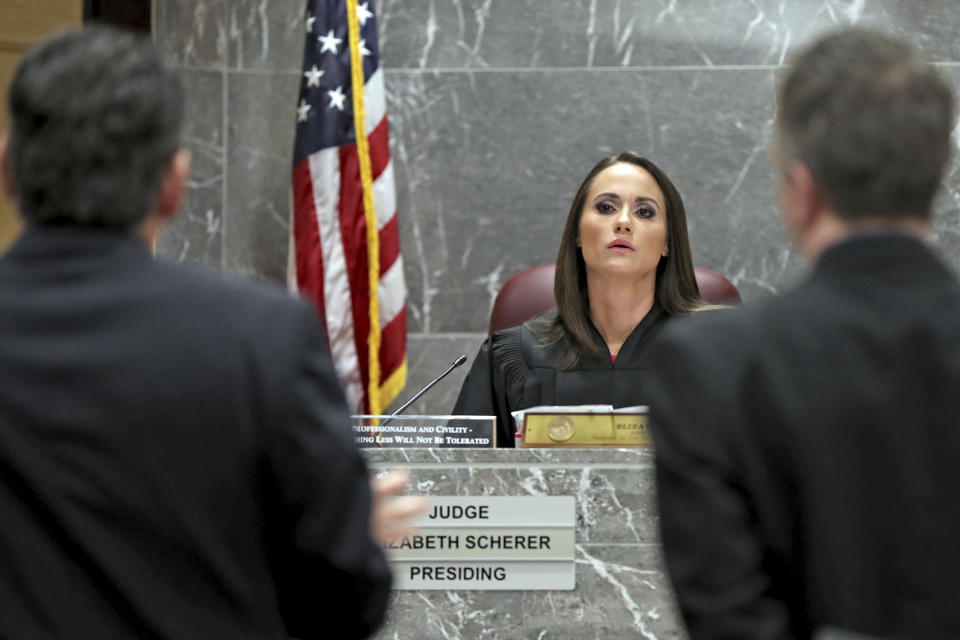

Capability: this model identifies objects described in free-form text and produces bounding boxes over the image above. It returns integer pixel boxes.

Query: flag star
[297,98,312,122]
[305,12,316,33]
[318,29,342,54]
[327,86,346,111]
[356,2,373,26]
[303,64,325,87]
[358,39,371,57]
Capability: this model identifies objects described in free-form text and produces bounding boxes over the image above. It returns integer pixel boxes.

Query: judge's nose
[614,210,632,232]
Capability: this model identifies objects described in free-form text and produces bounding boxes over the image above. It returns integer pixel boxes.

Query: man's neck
[135,215,163,255]
[802,215,930,263]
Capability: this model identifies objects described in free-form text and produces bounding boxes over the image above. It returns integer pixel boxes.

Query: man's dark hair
[7,25,185,229]
[776,27,954,222]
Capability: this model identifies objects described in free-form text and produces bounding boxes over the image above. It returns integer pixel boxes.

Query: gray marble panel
[365,448,684,639]
[227,0,304,71]
[157,69,224,267]
[379,0,960,69]
[364,447,657,465]
[223,71,300,282]
[929,67,960,278]
[385,333,487,415]
[154,0,227,69]
[367,450,660,543]
[375,544,682,640]
[226,70,300,161]
[387,67,795,333]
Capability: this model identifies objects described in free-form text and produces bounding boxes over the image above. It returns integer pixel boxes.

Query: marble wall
[154,1,960,415]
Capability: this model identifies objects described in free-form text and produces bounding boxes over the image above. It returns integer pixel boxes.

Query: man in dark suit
[0,26,401,639]
[647,28,959,639]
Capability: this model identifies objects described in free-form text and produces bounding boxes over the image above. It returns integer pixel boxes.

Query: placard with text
[386,496,576,590]
[352,415,496,448]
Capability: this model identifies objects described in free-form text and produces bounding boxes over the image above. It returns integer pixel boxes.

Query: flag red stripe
[368,117,390,180]
[379,307,406,378]
[292,159,326,326]
[338,142,372,411]
[378,215,400,277]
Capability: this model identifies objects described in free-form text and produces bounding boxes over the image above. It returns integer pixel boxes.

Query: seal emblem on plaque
[546,416,577,442]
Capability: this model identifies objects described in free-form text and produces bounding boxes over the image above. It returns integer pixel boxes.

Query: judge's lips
[607,240,636,252]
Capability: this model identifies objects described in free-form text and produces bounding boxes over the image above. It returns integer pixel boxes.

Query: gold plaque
[546,416,576,442]
[522,411,652,448]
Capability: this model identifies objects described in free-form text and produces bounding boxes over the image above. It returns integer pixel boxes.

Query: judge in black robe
[453,307,669,446]
[451,152,710,447]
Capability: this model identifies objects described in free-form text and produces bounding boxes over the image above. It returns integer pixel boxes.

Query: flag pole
[345,0,383,415]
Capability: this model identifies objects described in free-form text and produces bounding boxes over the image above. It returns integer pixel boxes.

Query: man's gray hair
[776,27,955,222]
[8,25,185,229]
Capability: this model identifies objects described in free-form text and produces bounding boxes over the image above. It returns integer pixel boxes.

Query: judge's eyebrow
[593,192,622,201]
[592,193,661,210]
[634,196,661,210]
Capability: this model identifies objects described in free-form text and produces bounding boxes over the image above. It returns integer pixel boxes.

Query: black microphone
[378,354,468,427]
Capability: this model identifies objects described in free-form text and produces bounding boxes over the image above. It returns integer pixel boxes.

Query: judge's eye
[635,206,656,218]
[595,201,617,214]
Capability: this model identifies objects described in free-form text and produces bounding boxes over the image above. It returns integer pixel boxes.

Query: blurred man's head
[2,25,187,233]
[774,28,955,256]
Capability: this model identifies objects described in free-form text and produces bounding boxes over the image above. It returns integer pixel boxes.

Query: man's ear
[155,148,191,221]
[780,161,825,239]
[0,136,15,205]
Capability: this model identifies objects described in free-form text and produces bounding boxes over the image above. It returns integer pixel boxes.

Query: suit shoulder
[152,259,310,313]
[656,288,817,361]
[145,259,318,346]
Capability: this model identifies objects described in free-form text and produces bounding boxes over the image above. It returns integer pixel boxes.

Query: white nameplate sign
[392,560,575,590]
[419,496,574,527]
[386,496,576,590]
[386,528,575,560]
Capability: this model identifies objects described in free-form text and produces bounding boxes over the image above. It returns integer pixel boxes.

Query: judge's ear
[154,148,191,222]
[0,136,14,205]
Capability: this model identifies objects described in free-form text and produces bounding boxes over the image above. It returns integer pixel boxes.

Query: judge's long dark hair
[534,152,705,369]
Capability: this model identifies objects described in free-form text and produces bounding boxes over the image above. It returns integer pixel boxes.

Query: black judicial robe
[453,306,669,447]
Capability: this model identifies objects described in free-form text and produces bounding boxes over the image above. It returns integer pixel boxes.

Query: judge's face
[577,162,668,280]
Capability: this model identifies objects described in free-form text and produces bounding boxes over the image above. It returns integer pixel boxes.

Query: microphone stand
[377,354,468,429]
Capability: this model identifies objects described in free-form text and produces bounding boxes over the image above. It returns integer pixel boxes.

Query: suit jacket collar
[812,232,952,287]
[2,224,151,270]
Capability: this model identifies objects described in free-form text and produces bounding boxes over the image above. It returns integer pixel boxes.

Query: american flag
[290,0,406,415]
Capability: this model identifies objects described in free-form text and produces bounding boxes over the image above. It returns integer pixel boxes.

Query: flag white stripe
[373,159,396,231]
[378,256,406,327]
[364,67,386,135]
[309,148,364,412]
